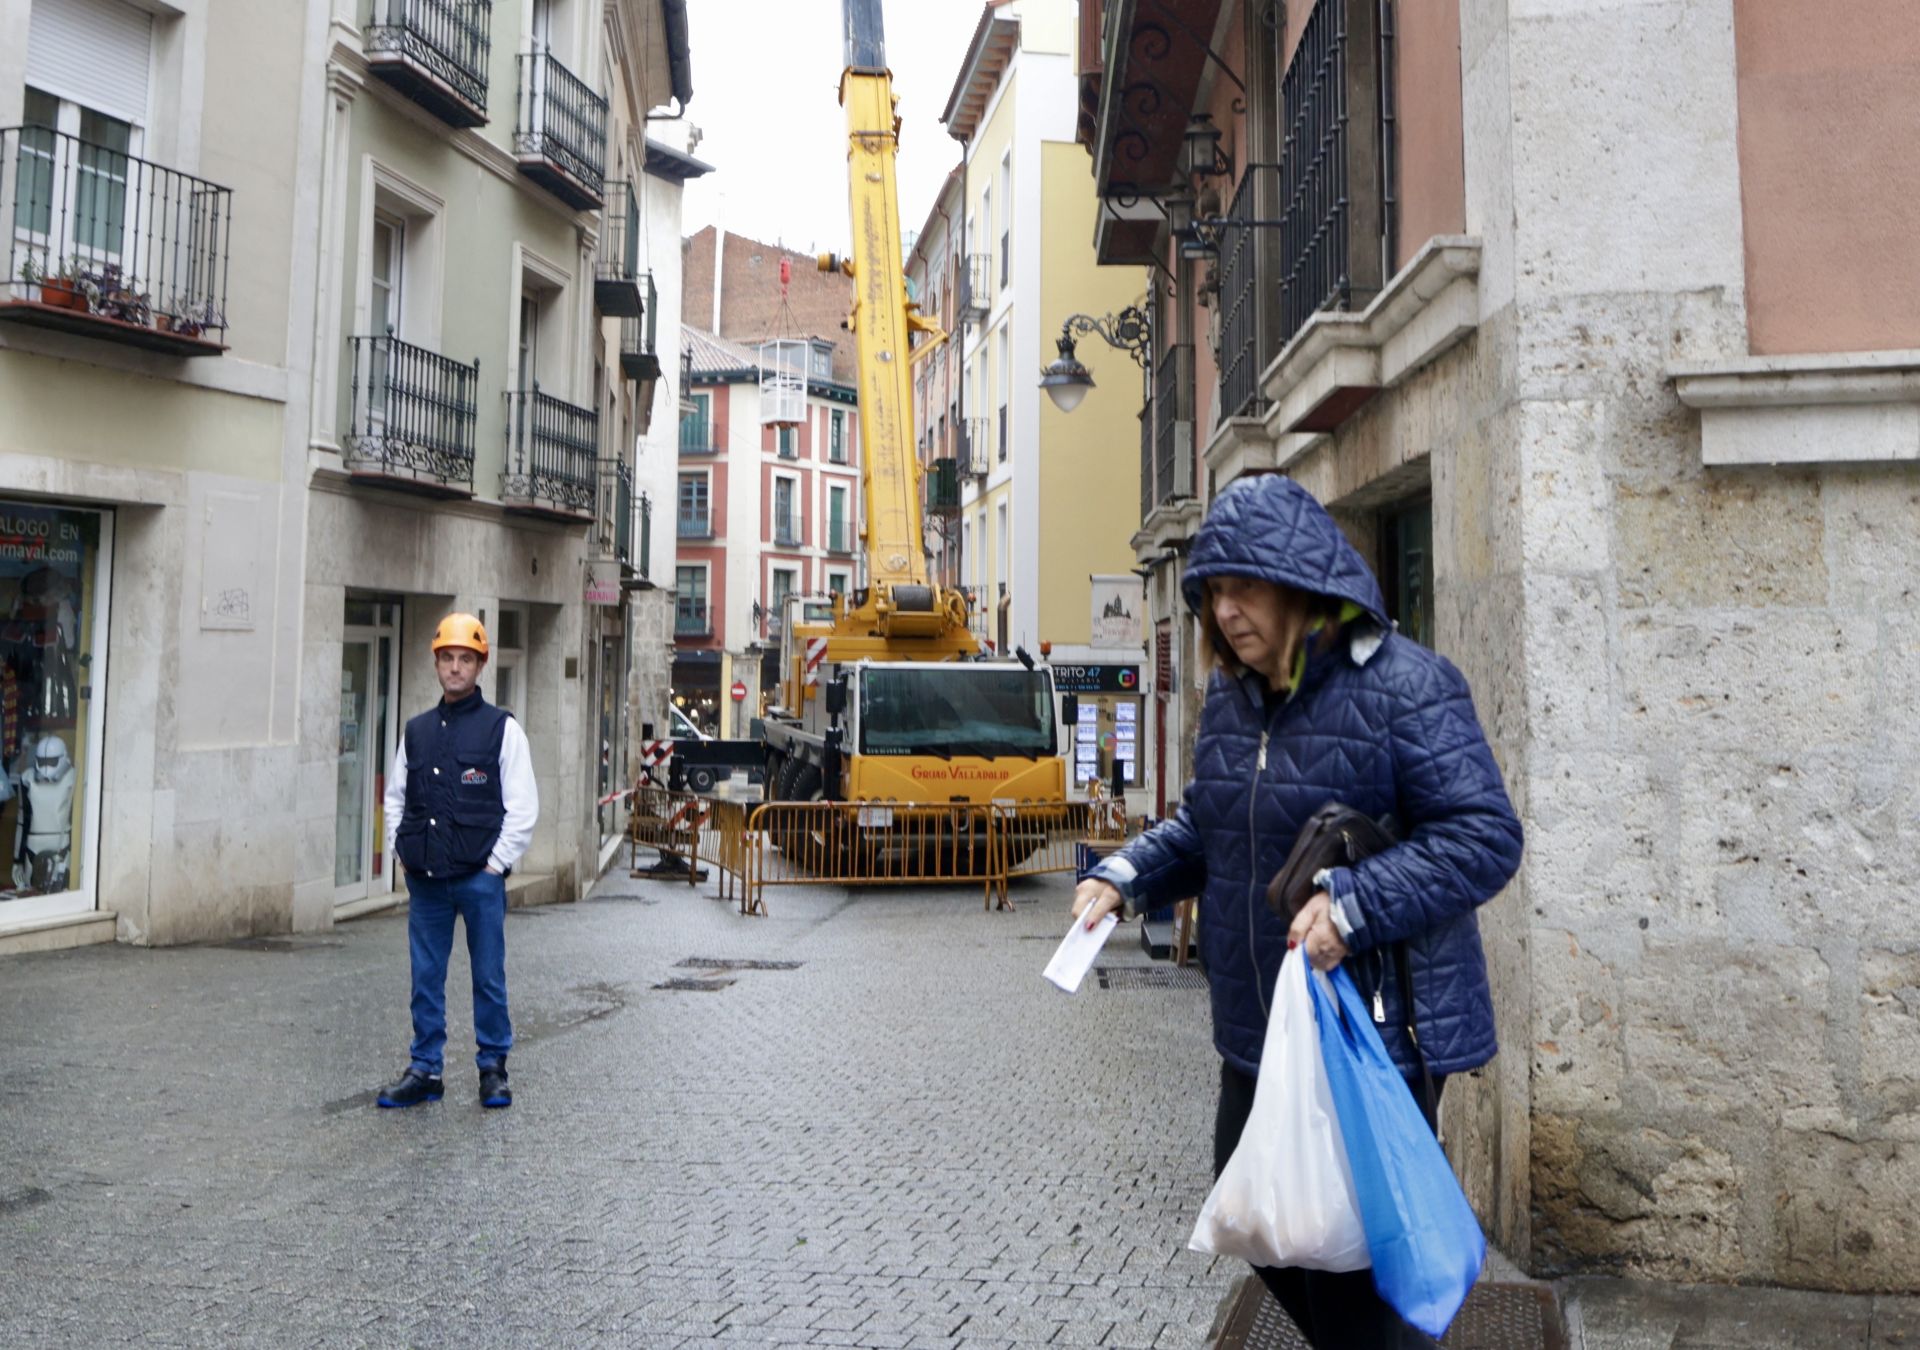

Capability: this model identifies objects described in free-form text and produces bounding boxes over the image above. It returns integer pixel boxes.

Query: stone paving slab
[0,868,1241,1347]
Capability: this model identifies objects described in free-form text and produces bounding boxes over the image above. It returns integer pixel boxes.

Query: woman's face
[1210,576,1299,682]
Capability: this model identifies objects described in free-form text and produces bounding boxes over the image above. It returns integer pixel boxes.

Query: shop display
[0,503,102,906]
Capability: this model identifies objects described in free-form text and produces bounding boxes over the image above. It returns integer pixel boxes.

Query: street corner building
[1075,0,1920,1298]
[0,0,700,955]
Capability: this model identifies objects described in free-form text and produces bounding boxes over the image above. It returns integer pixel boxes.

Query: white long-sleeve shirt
[384,715,539,875]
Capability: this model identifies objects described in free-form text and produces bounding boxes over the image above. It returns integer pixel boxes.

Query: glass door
[335,601,400,908]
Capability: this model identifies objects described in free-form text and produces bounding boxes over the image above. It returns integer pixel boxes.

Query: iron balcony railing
[1154,343,1193,511]
[345,332,479,492]
[678,347,695,413]
[594,181,642,315]
[365,0,491,128]
[960,416,990,476]
[958,251,991,321]
[514,49,607,210]
[1,124,232,355]
[674,604,708,636]
[1219,163,1282,421]
[636,492,652,580]
[503,387,598,518]
[1279,0,1387,350]
[677,507,711,538]
[597,459,633,566]
[678,411,714,454]
[774,515,800,547]
[826,518,853,552]
[619,275,660,381]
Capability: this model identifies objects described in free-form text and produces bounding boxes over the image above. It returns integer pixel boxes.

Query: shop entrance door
[335,600,401,909]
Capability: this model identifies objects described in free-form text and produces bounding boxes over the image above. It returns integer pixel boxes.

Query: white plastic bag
[1188,948,1371,1271]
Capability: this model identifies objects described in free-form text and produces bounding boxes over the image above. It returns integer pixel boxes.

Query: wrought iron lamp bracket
[1059,306,1153,368]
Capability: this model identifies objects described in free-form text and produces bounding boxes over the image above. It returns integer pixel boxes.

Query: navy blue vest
[395,689,510,880]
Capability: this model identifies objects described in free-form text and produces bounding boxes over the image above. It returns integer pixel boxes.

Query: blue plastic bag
[1308,965,1485,1340]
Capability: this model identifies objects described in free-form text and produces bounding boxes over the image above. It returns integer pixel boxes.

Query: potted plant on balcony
[161,296,223,341]
[18,256,87,311]
[73,260,151,326]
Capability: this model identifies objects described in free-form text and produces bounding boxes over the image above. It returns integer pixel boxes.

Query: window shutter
[27,0,154,126]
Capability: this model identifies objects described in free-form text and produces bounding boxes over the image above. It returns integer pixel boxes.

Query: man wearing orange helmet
[376,612,539,1110]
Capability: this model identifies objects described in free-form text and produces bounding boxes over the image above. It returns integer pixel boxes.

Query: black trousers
[1213,1061,1447,1350]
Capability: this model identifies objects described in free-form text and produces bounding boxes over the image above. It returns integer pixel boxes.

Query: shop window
[0,502,109,922]
[1379,498,1434,648]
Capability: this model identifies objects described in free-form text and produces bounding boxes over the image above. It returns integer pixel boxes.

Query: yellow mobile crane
[759,0,1068,813]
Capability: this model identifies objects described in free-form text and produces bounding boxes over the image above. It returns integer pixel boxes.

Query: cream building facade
[0,0,693,956]
[942,0,1150,803]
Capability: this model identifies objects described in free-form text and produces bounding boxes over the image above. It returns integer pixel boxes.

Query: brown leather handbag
[1264,802,1401,919]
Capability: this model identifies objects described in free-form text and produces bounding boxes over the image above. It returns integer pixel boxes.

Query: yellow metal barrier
[745,801,1004,912]
[988,801,1111,909]
[630,786,1136,919]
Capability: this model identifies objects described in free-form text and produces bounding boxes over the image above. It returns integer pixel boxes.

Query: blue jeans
[406,869,512,1076]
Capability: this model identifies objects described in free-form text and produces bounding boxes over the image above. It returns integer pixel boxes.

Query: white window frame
[772,471,800,547]
[677,469,711,536]
[998,151,1012,291]
[491,602,528,715]
[356,159,445,350]
[675,563,709,634]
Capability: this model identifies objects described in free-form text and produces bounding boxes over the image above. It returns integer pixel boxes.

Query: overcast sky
[676,0,987,256]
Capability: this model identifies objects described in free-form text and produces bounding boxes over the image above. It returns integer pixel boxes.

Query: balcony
[514,50,607,210]
[365,0,491,129]
[959,417,990,477]
[826,519,854,553]
[1153,343,1195,512]
[678,347,695,414]
[0,125,232,356]
[594,181,643,315]
[635,491,651,581]
[677,508,711,539]
[678,410,715,455]
[502,388,598,522]
[674,605,709,637]
[619,277,660,380]
[926,457,960,514]
[1219,162,1281,422]
[344,333,480,496]
[595,459,633,569]
[773,516,800,548]
[958,252,991,322]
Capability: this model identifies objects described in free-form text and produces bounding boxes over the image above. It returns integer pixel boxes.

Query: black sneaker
[479,1065,512,1109]
[376,1068,443,1109]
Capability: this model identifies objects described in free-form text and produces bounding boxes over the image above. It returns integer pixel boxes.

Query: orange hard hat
[430,612,489,658]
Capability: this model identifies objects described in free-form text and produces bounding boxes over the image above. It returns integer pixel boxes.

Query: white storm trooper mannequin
[13,736,75,891]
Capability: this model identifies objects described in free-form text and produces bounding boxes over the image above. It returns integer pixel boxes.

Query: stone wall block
[1507,1,1744,302]
[1617,612,1875,754]
[1860,949,1920,1139]
[1621,944,1841,1123]
[1522,751,1675,953]
[1615,473,1826,609]
[1770,1132,1920,1292]
[1531,1112,1747,1282]
[1823,466,1920,613]
[1521,571,1612,749]
[1532,930,1626,1113]
[1518,399,1613,572]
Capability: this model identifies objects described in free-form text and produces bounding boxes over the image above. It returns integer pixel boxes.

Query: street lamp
[1039,306,1153,413]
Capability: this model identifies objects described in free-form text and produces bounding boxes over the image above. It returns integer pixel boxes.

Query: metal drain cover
[1214,1276,1564,1349]
[1094,965,1207,991]
[676,957,802,971]
[653,977,735,992]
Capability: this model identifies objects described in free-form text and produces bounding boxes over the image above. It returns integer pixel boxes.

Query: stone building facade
[1081,0,1920,1292]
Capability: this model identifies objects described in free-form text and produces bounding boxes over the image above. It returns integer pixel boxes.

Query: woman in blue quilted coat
[1072,473,1523,1349]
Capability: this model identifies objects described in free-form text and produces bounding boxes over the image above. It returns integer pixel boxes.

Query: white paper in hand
[1043,911,1119,993]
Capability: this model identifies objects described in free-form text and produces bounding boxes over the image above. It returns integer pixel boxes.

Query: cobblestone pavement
[0,866,1237,1348]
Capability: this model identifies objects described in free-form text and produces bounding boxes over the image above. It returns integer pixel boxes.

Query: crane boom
[815,0,969,645]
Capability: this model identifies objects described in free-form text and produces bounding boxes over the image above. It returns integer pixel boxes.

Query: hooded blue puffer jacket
[1092,475,1523,1079]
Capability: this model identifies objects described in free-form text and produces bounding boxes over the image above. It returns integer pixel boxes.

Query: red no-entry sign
[730,681,748,702]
